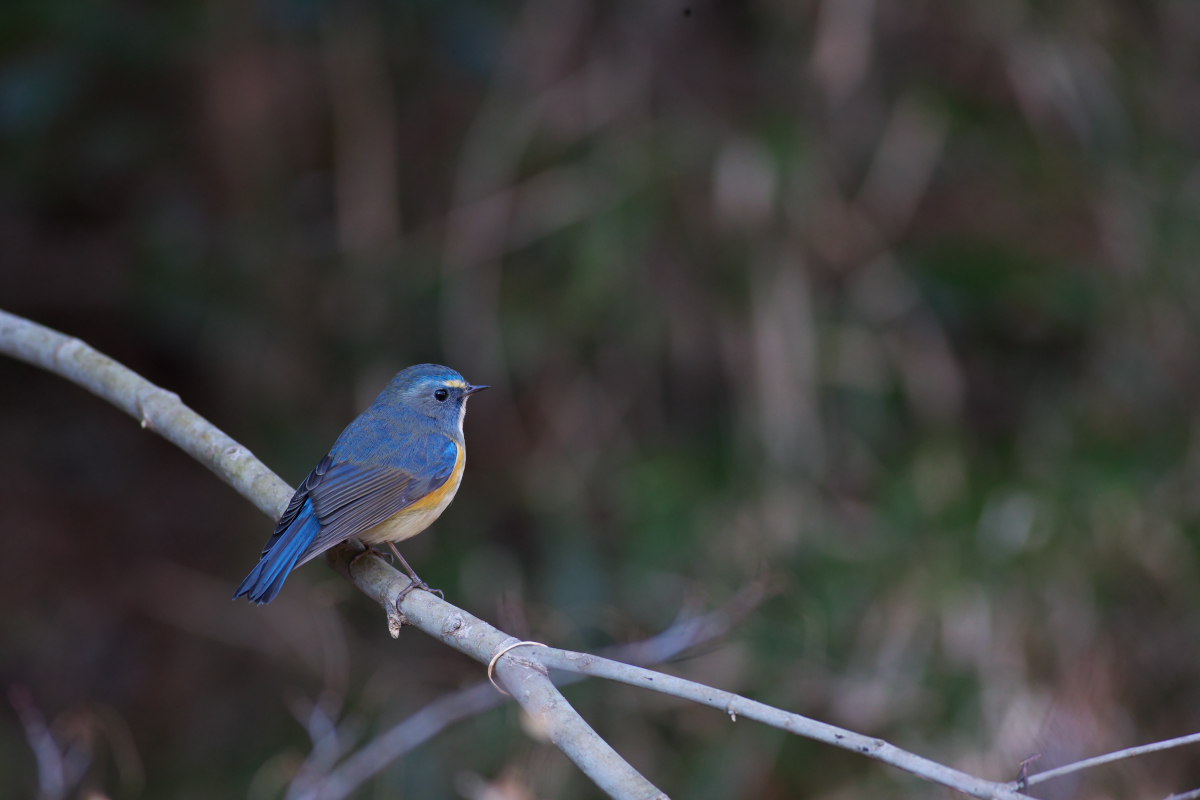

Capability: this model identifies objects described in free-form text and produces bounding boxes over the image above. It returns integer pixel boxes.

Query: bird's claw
[388,580,439,636]
[385,542,444,601]
[396,579,443,605]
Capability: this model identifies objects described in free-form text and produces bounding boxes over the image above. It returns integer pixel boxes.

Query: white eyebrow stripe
[444,379,469,389]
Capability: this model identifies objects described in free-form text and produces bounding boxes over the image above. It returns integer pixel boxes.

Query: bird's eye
[434,388,449,402]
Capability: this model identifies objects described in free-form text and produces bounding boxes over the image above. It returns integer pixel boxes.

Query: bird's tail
[233,501,319,604]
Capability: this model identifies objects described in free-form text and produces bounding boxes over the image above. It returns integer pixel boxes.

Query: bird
[234,363,488,605]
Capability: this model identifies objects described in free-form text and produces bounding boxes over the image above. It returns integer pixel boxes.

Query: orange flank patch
[359,438,466,545]
[406,439,465,513]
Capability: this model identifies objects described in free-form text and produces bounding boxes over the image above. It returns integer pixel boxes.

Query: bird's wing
[255,454,333,557]
[297,439,459,562]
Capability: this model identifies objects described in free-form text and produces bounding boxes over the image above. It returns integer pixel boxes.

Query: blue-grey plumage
[234,364,488,604]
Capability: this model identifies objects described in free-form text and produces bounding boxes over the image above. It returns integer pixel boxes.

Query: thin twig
[295,584,766,800]
[330,546,1035,800]
[533,647,1032,800]
[1015,731,1200,789]
[1164,789,1200,800]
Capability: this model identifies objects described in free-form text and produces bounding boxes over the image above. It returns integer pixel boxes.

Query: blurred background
[3,1,1200,797]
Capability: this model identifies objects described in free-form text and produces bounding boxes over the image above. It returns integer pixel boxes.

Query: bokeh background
[4,1,1200,797]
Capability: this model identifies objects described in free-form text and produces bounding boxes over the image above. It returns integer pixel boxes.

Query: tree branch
[534,646,1032,799]
[1013,731,1200,790]
[1,308,662,799]
[0,309,290,519]
[325,541,664,798]
[1163,789,1200,800]
[292,586,766,800]
[0,307,1047,799]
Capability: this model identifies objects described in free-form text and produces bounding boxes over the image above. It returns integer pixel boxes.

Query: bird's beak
[465,384,490,396]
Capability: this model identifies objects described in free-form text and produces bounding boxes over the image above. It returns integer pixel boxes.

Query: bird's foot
[387,579,441,638]
[396,578,444,604]
[387,542,446,601]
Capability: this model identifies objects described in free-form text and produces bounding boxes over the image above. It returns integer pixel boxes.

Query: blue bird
[235,364,488,604]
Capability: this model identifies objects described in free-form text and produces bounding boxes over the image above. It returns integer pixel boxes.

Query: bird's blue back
[234,364,478,604]
[329,401,458,471]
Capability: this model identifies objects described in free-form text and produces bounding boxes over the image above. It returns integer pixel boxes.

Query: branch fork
[5,307,1197,800]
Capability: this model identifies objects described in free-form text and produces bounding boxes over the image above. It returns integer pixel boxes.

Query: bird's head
[388,363,488,427]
